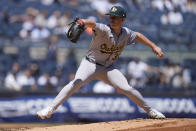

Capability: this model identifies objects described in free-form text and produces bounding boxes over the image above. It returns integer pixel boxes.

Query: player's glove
[66,17,85,43]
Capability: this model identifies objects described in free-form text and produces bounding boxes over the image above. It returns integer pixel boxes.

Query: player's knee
[71,79,85,88]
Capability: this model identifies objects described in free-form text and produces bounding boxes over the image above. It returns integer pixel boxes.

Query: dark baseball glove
[66,17,85,43]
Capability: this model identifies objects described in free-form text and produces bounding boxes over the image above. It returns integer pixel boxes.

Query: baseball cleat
[148,109,166,119]
[36,106,54,120]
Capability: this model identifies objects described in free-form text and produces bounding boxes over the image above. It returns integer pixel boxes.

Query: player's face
[109,15,125,29]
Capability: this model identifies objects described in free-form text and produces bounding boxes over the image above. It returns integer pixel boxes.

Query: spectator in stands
[19,27,32,40]
[127,57,158,88]
[91,0,123,20]
[38,72,51,87]
[47,10,61,29]
[17,68,37,91]
[160,11,169,25]
[151,0,176,12]
[93,81,115,94]
[160,61,182,85]
[172,0,188,12]
[49,72,59,88]
[11,8,38,39]
[31,25,50,41]
[127,58,147,87]
[185,0,196,14]
[59,11,71,27]
[4,62,22,91]
[41,0,56,5]
[54,11,71,35]
[28,63,40,79]
[35,10,48,28]
[168,7,183,25]
[151,0,165,11]
[171,68,191,88]
[10,7,38,23]
[38,72,58,90]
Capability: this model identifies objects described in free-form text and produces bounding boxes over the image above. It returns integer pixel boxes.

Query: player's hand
[152,46,164,58]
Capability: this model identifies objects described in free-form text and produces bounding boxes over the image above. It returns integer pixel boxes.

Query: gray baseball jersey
[87,23,137,67]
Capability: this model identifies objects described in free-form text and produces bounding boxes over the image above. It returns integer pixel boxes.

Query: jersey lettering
[100,44,124,54]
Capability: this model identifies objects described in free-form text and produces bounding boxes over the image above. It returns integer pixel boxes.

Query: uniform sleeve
[127,28,137,45]
[92,23,107,37]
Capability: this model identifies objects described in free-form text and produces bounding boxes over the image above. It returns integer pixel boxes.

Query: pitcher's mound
[27,118,196,131]
[5,118,196,131]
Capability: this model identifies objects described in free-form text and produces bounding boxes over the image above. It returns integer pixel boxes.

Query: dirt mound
[2,118,196,131]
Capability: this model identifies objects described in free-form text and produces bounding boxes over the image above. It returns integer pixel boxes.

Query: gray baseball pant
[50,58,151,113]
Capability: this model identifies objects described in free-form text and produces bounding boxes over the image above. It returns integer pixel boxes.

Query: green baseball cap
[105,6,126,18]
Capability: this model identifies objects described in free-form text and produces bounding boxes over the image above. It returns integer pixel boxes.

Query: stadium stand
[0,0,195,94]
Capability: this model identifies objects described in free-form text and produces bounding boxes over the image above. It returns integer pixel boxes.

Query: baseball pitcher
[37,6,165,119]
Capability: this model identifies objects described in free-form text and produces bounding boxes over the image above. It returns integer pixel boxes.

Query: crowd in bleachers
[1,51,196,93]
[0,0,196,93]
[0,0,195,47]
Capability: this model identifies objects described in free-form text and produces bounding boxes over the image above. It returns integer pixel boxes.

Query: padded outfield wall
[0,94,196,123]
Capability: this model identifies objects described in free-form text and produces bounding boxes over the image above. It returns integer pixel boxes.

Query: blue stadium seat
[147,57,170,67]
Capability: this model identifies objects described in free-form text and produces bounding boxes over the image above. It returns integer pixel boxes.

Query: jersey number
[112,53,120,61]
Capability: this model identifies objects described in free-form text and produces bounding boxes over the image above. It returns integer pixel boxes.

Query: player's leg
[37,58,97,119]
[98,67,165,119]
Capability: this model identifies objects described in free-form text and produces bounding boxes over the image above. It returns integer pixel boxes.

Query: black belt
[85,56,104,66]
